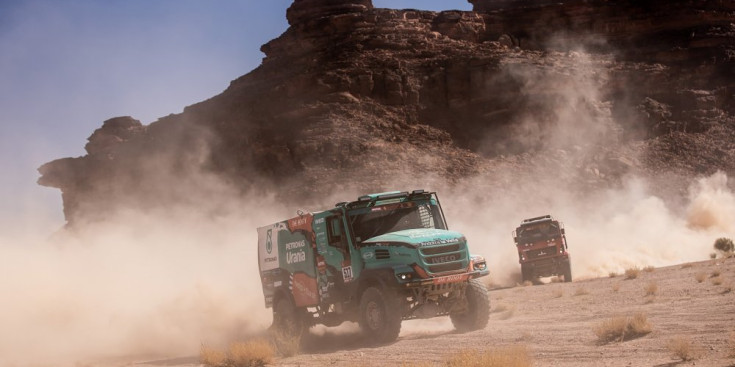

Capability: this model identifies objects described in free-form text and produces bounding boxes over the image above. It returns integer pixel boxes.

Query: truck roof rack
[521,215,553,224]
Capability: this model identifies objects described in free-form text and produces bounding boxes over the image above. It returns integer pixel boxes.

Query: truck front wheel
[271,296,304,355]
[521,264,533,283]
[563,262,573,282]
[450,278,490,332]
[358,287,402,344]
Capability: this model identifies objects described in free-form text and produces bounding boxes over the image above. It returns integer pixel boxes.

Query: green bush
[714,238,734,254]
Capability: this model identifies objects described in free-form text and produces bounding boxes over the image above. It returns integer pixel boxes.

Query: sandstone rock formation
[38,0,735,227]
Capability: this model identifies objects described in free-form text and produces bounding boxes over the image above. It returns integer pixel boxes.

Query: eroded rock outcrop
[38,0,735,227]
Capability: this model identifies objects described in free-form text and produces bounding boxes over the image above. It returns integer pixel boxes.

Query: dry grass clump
[612,283,621,292]
[681,263,693,269]
[711,276,724,286]
[667,337,698,361]
[574,287,589,296]
[711,270,721,278]
[609,271,618,278]
[644,281,658,296]
[522,280,533,287]
[722,282,733,294]
[201,345,227,366]
[594,313,652,344]
[443,345,533,367]
[643,266,656,273]
[625,267,641,280]
[201,340,275,367]
[695,272,707,283]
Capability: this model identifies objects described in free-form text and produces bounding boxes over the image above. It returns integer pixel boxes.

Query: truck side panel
[258,214,320,308]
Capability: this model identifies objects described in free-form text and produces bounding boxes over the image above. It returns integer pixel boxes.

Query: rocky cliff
[38,0,735,227]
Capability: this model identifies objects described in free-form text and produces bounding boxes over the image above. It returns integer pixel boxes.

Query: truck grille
[526,247,557,259]
[419,242,467,274]
[428,262,465,273]
[421,244,460,255]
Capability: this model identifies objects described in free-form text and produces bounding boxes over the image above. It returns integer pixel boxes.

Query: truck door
[326,216,353,291]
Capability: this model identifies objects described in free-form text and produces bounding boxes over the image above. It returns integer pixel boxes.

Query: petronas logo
[266,229,273,254]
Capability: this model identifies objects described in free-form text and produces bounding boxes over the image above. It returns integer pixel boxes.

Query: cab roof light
[410,189,426,195]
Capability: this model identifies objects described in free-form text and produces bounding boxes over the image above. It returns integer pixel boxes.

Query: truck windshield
[349,202,446,243]
[517,222,561,243]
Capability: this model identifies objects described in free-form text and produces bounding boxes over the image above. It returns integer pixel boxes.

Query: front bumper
[403,268,489,288]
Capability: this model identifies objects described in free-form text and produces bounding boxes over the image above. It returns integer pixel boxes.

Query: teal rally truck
[257,190,490,344]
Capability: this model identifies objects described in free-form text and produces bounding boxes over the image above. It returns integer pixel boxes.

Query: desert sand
[136,257,734,367]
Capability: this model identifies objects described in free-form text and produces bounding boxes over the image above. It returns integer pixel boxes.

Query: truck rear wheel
[271,296,304,355]
[563,262,573,282]
[450,278,490,332]
[358,287,402,344]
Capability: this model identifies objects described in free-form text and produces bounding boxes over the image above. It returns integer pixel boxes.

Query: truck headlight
[397,273,413,280]
[471,255,487,271]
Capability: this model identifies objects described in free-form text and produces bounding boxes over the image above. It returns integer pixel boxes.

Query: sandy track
[142,257,735,367]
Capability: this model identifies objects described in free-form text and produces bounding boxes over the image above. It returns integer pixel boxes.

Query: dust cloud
[0,180,288,366]
[442,172,735,285]
[438,44,735,285]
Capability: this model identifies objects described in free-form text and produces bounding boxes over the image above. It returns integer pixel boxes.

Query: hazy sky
[0,0,472,235]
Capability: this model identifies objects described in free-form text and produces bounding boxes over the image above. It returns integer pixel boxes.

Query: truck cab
[513,215,572,283]
[258,190,490,345]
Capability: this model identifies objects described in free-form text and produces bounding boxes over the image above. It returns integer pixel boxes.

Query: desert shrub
[201,345,227,367]
[625,267,641,280]
[644,281,658,296]
[201,340,275,367]
[695,272,707,283]
[522,280,533,287]
[712,277,724,286]
[714,237,734,253]
[711,270,721,277]
[552,288,564,298]
[230,340,274,367]
[722,282,733,294]
[444,345,533,367]
[667,337,698,361]
[612,283,621,292]
[609,271,618,278]
[643,266,656,273]
[711,253,718,259]
[594,313,652,344]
